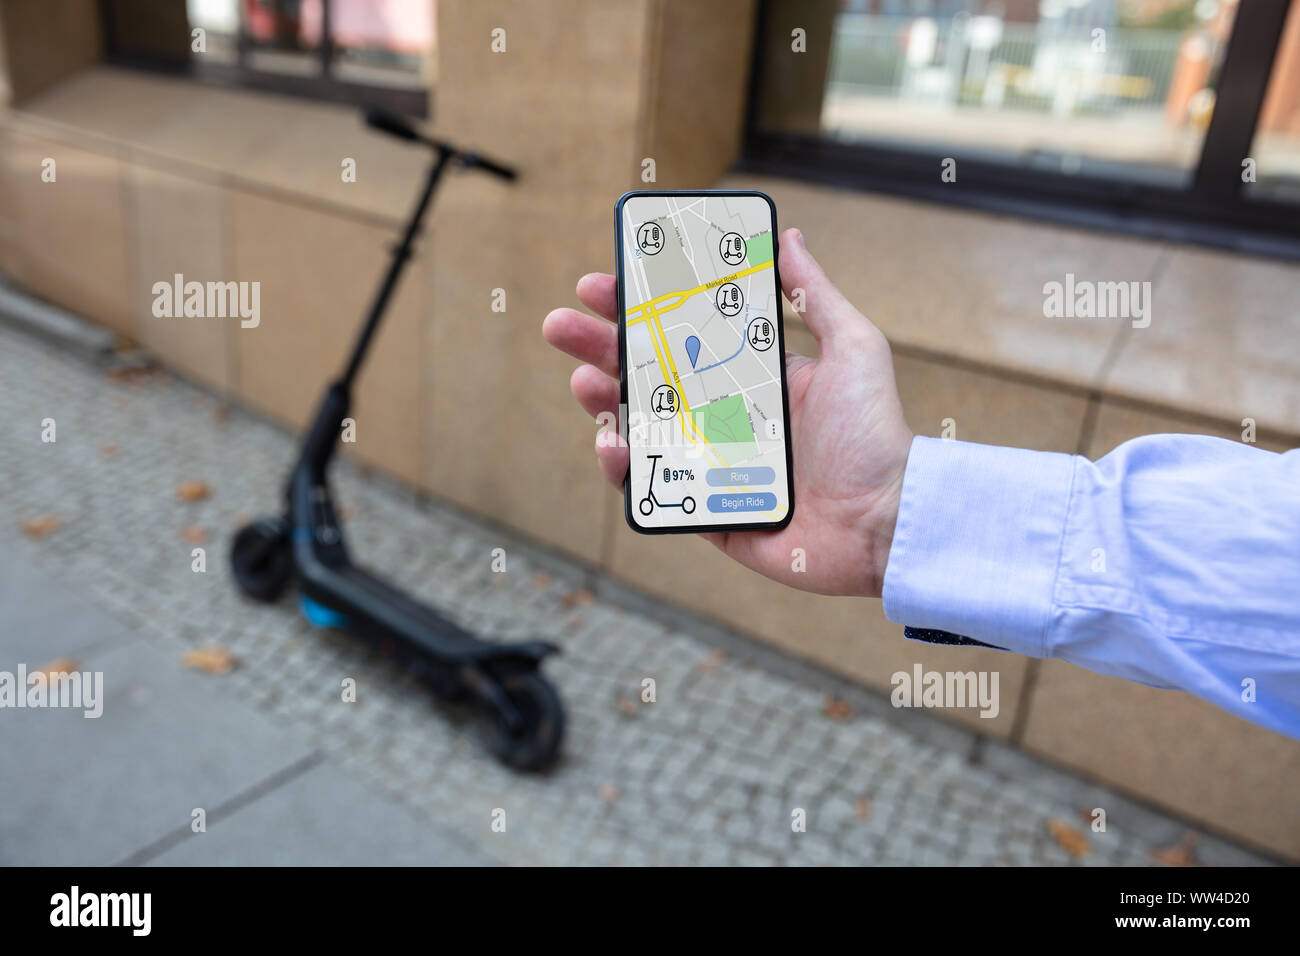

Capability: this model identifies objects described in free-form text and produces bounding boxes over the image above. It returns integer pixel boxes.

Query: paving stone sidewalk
[0,323,1273,866]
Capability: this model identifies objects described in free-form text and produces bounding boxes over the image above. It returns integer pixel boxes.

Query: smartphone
[615,190,794,535]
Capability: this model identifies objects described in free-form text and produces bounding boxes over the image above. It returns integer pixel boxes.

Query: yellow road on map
[625,260,774,329]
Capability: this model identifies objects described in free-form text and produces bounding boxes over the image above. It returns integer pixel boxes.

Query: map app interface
[619,193,791,531]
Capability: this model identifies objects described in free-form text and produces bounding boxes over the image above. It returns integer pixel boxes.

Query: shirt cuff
[881,436,1077,658]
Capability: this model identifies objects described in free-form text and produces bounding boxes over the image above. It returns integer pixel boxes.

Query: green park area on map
[744,231,774,267]
[692,393,756,455]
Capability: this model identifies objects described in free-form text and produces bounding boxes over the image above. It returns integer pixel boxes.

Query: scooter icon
[639,454,696,517]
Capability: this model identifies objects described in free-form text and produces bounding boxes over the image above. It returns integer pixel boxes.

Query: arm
[884,435,1300,738]
[543,227,1299,739]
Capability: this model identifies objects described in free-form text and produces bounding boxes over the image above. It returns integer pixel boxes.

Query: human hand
[542,227,913,597]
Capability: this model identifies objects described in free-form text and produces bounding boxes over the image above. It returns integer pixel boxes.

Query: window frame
[740,0,1300,260]
[101,0,430,118]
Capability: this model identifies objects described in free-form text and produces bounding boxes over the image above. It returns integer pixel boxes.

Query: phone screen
[616,191,794,534]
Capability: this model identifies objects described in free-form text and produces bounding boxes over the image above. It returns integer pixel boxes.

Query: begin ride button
[707,492,778,513]
[705,466,776,486]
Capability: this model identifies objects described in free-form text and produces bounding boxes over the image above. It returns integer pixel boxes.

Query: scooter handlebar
[363,107,423,143]
[458,152,517,181]
[362,108,517,181]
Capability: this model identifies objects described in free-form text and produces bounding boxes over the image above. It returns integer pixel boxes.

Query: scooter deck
[295,546,554,666]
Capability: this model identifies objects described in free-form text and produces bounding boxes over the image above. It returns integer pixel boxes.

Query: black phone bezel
[614,189,796,536]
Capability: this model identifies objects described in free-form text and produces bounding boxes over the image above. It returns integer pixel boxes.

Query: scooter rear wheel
[488,672,564,771]
[230,517,293,602]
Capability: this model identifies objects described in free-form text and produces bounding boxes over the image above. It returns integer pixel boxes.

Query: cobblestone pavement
[0,323,1273,866]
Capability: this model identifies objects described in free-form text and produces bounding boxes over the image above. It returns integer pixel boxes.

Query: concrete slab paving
[145,762,501,866]
[0,544,129,667]
[0,635,317,866]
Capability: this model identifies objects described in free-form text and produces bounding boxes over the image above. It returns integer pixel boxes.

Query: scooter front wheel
[487,672,565,772]
[230,517,294,602]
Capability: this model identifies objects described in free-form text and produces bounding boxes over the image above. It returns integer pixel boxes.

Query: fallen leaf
[176,480,211,502]
[1048,818,1091,857]
[822,693,853,720]
[35,657,80,677]
[531,572,552,590]
[181,525,209,545]
[697,648,725,676]
[99,443,119,459]
[560,589,595,609]
[615,693,639,718]
[1150,833,1199,867]
[213,404,231,423]
[105,366,151,384]
[599,784,619,804]
[182,645,236,675]
[855,798,872,821]
[19,515,61,538]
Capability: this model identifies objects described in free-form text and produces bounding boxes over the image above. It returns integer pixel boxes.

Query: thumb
[778,227,872,347]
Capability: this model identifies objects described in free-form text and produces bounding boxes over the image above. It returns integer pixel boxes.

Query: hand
[542,227,913,597]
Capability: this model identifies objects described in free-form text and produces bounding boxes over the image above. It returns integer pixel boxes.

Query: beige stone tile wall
[0,124,25,281]
[641,0,757,189]
[722,173,1165,395]
[15,69,234,150]
[126,164,235,394]
[422,0,759,563]
[0,128,133,335]
[239,104,430,224]
[0,0,101,104]
[422,0,654,564]
[1103,247,1300,434]
[228,189,424,486]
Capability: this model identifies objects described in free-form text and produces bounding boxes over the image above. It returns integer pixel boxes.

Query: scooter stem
[297,382,351,481]
[339,148,452,390]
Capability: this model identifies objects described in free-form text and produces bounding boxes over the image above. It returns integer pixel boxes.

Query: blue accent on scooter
[298,595,350,629]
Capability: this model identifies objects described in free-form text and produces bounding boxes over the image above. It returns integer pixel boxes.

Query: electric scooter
[230,108,564,771]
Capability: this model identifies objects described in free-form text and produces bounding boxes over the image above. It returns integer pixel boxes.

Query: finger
[570,363,619,420]
[576,273,618,323]
[778,228,874,347]
[595,433,628,489]
[543,307,619,378]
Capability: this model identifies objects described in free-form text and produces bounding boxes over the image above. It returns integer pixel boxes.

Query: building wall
[0,0,102,104]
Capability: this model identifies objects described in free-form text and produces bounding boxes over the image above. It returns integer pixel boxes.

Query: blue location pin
[685,335,701,369]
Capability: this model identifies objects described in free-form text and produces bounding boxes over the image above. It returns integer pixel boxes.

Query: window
[103,0,434,117]
[744,0,1299,258]
[1246,0,1300,206]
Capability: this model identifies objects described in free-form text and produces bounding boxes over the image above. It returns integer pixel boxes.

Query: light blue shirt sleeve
[881,435,1300,739]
